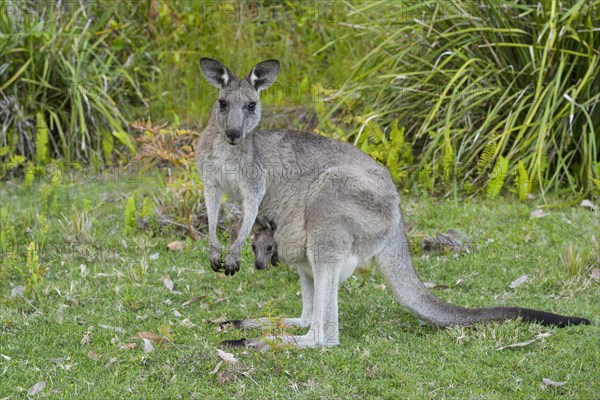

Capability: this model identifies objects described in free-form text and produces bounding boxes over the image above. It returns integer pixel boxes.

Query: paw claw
[224,259,240,276]
[210,258,223,272]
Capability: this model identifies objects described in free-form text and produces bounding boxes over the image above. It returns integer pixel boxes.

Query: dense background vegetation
[1,0,598,198]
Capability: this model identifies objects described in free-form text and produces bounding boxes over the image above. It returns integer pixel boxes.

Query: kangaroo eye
[266,246,272,251]
[247,102,256,112]
[218,99,228,110]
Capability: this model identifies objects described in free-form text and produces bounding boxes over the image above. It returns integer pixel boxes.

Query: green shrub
[0,0,151,163]
[330,0,599,196]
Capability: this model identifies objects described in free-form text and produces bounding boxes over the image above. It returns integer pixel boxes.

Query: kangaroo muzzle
[225,128,242,143]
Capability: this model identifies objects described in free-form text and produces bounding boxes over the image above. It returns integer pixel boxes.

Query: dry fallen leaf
[10,285,25,298]
[580,199,599,212]
[496,332,551,351]
[86,351,102,361]
[80,326,94,346]
[530,209,548,218]
[162,275,174,292]
[167,241,183,251]
[173,309,182,318]
[104,357,117,369]
[509,275,528,289]
[149,252,160,261]
[120,343,137,350]
[591,269,600,282]
[422,229,471,254]
[98,324,125,334]
[27,381,47,395]
[142,338,154,353]
[216,349,237,364]
[179,318,196,328]
[182,296,206,307]
[136,331,160,341]
[496,338,537,351]
[542,378,567,387]
[1,354,12,361]
[209,360,223,375]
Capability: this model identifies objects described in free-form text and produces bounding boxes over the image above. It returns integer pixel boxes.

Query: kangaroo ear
[268,220,277,232]
[200,58,236,89]
[248,59,280,91]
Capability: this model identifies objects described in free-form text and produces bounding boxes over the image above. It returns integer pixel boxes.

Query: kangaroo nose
[225,129,241,141]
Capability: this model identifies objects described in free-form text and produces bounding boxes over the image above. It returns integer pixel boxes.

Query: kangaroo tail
[376,225,590,328]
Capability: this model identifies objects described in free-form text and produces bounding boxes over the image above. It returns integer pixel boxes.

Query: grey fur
[196,58,589,348]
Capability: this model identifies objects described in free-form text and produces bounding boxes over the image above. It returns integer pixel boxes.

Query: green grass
[1,172,598,398]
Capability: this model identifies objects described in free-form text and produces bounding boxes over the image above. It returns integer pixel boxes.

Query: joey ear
[252,221,263,234]
[248,59,280,91]
[268,221,277,232]
[200,58,236,89]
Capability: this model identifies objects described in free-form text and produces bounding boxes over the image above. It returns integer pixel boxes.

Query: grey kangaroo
[195,57,590,348]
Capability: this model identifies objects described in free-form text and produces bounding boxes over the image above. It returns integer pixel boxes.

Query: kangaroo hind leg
[221,239,353,349]
[218,267,314,332]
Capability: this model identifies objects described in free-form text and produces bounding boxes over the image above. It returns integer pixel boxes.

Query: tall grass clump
[0,0,151,166]
[331,0,599,197]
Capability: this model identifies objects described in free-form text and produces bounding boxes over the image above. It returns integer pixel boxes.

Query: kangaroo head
[251,221,278,270]
[199,58,280,145]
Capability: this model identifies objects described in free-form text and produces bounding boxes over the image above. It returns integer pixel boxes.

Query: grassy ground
[0,172,598,399]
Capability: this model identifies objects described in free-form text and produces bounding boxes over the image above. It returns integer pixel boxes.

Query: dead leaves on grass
[509,274,529,289]
[542,378,568,387]
[530,209,548,218]
[167,241,183,251]
[215,349,237,364]
[422,229,471,254]
[162,275,175,292]
[496,332,552,351]
[103,357,118,369]
[27,381,47,395]
[86,351,102,361]
[142,338,155,353]
[209,349,258,386]
[10,285,25,298]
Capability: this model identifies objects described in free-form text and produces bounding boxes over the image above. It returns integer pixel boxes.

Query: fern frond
[487,156,509,199]
[477,140,497,175]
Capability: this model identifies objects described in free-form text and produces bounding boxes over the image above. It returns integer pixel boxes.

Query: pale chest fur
[196,131,262,204]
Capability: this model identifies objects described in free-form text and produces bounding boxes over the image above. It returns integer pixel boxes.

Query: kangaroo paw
[219,338,251,348]
[217,320,243,332]
[210,256,223,273]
